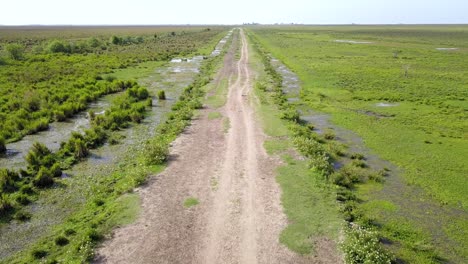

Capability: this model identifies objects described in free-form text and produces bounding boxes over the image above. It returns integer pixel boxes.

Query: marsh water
[270,57,466,262]
[0,32,231,259]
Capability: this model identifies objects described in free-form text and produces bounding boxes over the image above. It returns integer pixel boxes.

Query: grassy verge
[247,31,343,256]
[1,31,232,264]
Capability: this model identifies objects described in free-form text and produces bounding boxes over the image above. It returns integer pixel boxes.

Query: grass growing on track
[183,197,199,208]
[207,111,222,120]
[248,34,342,255]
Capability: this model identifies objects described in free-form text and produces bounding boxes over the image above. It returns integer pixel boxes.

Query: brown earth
[94,29,340,264]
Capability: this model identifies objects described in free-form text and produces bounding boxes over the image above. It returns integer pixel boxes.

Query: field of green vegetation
[0,25,229,262]
[249,25,468,263]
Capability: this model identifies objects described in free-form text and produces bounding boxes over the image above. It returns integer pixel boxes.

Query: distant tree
[170,32,176,36]
[110,36,122,45]
[88,37,100,48]
[5,44,24,60]
[48,40,69,53]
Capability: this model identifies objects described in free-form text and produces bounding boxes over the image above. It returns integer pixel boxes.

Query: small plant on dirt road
[183,197,199,208]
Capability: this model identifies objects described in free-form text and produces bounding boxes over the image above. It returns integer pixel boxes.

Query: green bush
[31,249,48,259]
[280,107,300,122]
[342,225,393,264]
[33,167,54,188]
[323,129,336,140]
[308,153,333,176]
[54,236,69,246]
[0,194,13,217]
[292,136,326,158]
[5,43,24,60]
[50,163,62,178]
[350,153,365,160]
[0,169,19,193]
[157,90,166,100]
[144,137,169,165]
[48,40,70,53]
[26,142,54,171]
[14,210,31,221]
[15,194,31,205]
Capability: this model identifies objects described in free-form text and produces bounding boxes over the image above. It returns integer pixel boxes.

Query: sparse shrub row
[248,32,393,264]
[0,82,151,221]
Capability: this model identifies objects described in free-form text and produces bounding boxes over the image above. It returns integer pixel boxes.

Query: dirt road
[95,29,332,264]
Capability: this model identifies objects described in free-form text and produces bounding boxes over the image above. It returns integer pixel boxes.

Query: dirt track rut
[94,29,316,264]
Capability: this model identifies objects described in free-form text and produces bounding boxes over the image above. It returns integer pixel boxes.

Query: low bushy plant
[342,225,393,264]
[143,137,169,165]
[157,90,166,100]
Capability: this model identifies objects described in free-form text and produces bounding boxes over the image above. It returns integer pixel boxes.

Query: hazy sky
[1,0,467,25]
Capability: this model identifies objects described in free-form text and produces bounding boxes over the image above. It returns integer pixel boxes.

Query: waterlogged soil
[0,99,113,170]
[0,36,232,259]
[271,57,467,263]
[0,31,233,172]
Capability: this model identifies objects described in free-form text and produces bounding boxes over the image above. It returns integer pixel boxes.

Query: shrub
[0,195,13,216]
[50,163,63,178]
[0,169,19,193]
[280,107,300,122]
[350,153,365,160]
[157,90,166,100]
[31,249,48,259]
[48,40,70,53]
[293,136,325,158]
[0,136,5,153]
[105,75,116,82]
[110,36,122,45]
[342,225,393,264]
[87,229,102,242]
[26,142,54,171]
[5,43,24,60]
[137,87,149,100]
[368,170,386,183]
[351,159,367,168]
[146,98,153,107]
[54,110,67,122]
[323,129,336,140]
[144,138,169,165]
[14,210,31,221]
[309,153,333,176]
[19,184,34,195]
[55,236,69,246]
[64,228,76,236]
[33,167,54,188]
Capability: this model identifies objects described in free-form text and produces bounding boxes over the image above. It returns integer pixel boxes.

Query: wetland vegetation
[0,25,229,262]
[248,25,468,263]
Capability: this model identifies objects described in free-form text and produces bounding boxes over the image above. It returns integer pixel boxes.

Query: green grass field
[249,25,468,263]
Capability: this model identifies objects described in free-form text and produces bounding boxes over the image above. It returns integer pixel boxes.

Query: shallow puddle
[335,39,373,44]
[375,102,398,107]
[436,47,459,51]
